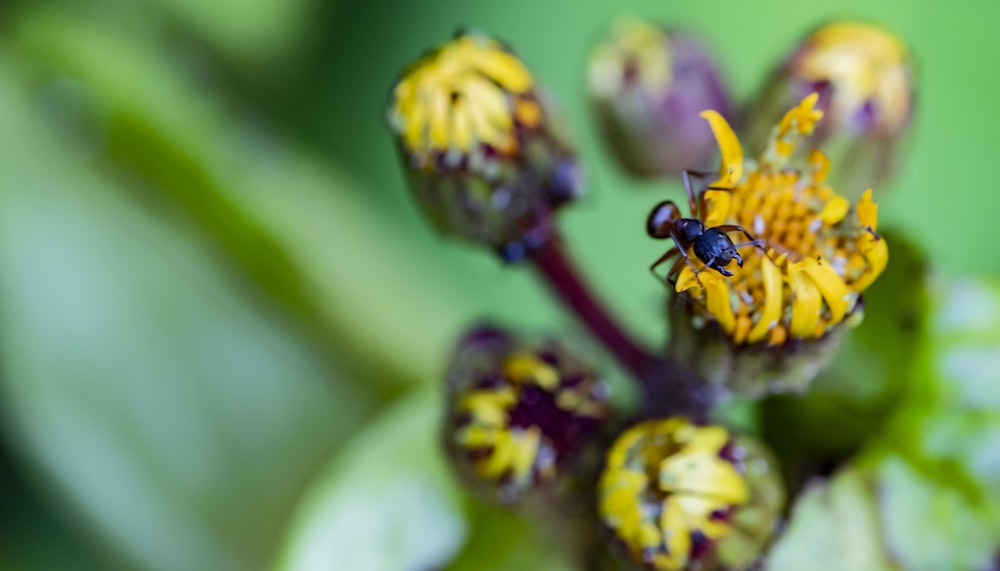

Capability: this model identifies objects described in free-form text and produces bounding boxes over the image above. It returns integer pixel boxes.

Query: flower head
[663,95,887,395]
[675,94,887,347]
[599,418,782,570]
[444,326,610,504]
[387,32,580,261]
[588,17,731,177]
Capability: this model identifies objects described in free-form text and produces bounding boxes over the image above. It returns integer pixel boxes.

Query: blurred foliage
[0,0,999,570]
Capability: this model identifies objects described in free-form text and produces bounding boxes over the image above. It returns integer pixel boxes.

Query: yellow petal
[703,190,732,228]
[857,188,879,231]
[468,46,534,92]
[503,352,560,389]
[478,431,513,477]
[660,498,694,570]
[456,424,498,447]
[705,277,736,334]
[748,254,783,342]
[428,87,451,149]
[508,427,541,482]
[798,257,851,324]
[660,450,748,502]
[459,389,514,425]
[789,268,822,338]
[451,99,472,151]
[674,264,707,293]
[700,109,743,187]
[808,148,831,183]
[853,233,889,291]
[818,195,850,225]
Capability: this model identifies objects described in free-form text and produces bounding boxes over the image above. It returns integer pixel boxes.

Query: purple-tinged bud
[588,16,732,178]
[387,31,581,262]
[743,21,916,197]
[443,326,611,505]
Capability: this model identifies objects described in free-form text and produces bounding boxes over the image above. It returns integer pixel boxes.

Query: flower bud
[588,17,732,178]
[659,94,888,396]
[598,418,783,570]
[387,31,581,262]
[743,21,916,195]
[443,326,611,504]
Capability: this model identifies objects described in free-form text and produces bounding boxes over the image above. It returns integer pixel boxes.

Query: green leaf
[275,390,467,571]
[0,58,374,570]
[876,455,996,571]
[766,467,895,571]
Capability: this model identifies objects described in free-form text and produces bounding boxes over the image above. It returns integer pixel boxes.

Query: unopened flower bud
[657,94,888,396]
[744,21,916,195]
[589,17,732,178]
[387,32,581,262]
[599,418,783,571]
[443,326,611,504]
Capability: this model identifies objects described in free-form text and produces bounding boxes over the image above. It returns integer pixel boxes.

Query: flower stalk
[531,239,714,419]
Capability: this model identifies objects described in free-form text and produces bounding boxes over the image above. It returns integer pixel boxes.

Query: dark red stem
[530,239,712,419]
[531,240,651,378]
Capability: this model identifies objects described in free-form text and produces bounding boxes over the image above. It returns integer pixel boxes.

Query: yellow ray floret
[675,95,888,345]
[389,33,542,163]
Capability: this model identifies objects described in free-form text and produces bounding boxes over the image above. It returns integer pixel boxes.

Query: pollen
[388,32,543,168]
[676,94,888,345]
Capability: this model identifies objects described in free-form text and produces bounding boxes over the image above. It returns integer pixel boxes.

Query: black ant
[647,170,769,285]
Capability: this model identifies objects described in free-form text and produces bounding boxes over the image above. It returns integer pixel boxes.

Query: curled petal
[502,352,560,389]
[789,269,822,338]
[705,277,736,334]
[748,254,784,343]
[818,195,850,224]
[700,109,744,187]
[797,257,852,323]
[808,148,831,183]
[854,232,889,291]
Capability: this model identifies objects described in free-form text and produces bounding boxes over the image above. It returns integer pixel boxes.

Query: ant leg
[649,247,679,274]
[682,169,722,218]
[715,224,757,243]
[664,256,687,286]
[733,238,770,255]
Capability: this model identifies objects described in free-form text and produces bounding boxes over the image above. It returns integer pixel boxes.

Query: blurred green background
[0,0,997,570]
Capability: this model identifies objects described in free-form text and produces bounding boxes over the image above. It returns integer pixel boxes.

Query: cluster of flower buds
[442,326,610,504]
[387,31,581,261]
[743,22,916,195]
[588,16,732,177]
[387,19,915,570]
[599,417,784,570]
[665,94,888,396]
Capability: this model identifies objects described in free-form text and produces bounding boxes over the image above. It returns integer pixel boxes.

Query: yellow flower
[676,94,888,345]
[598,418,749,571]
[388,32,543,168]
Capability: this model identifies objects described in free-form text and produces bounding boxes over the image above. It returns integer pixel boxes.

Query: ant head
[647,201,681,239]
